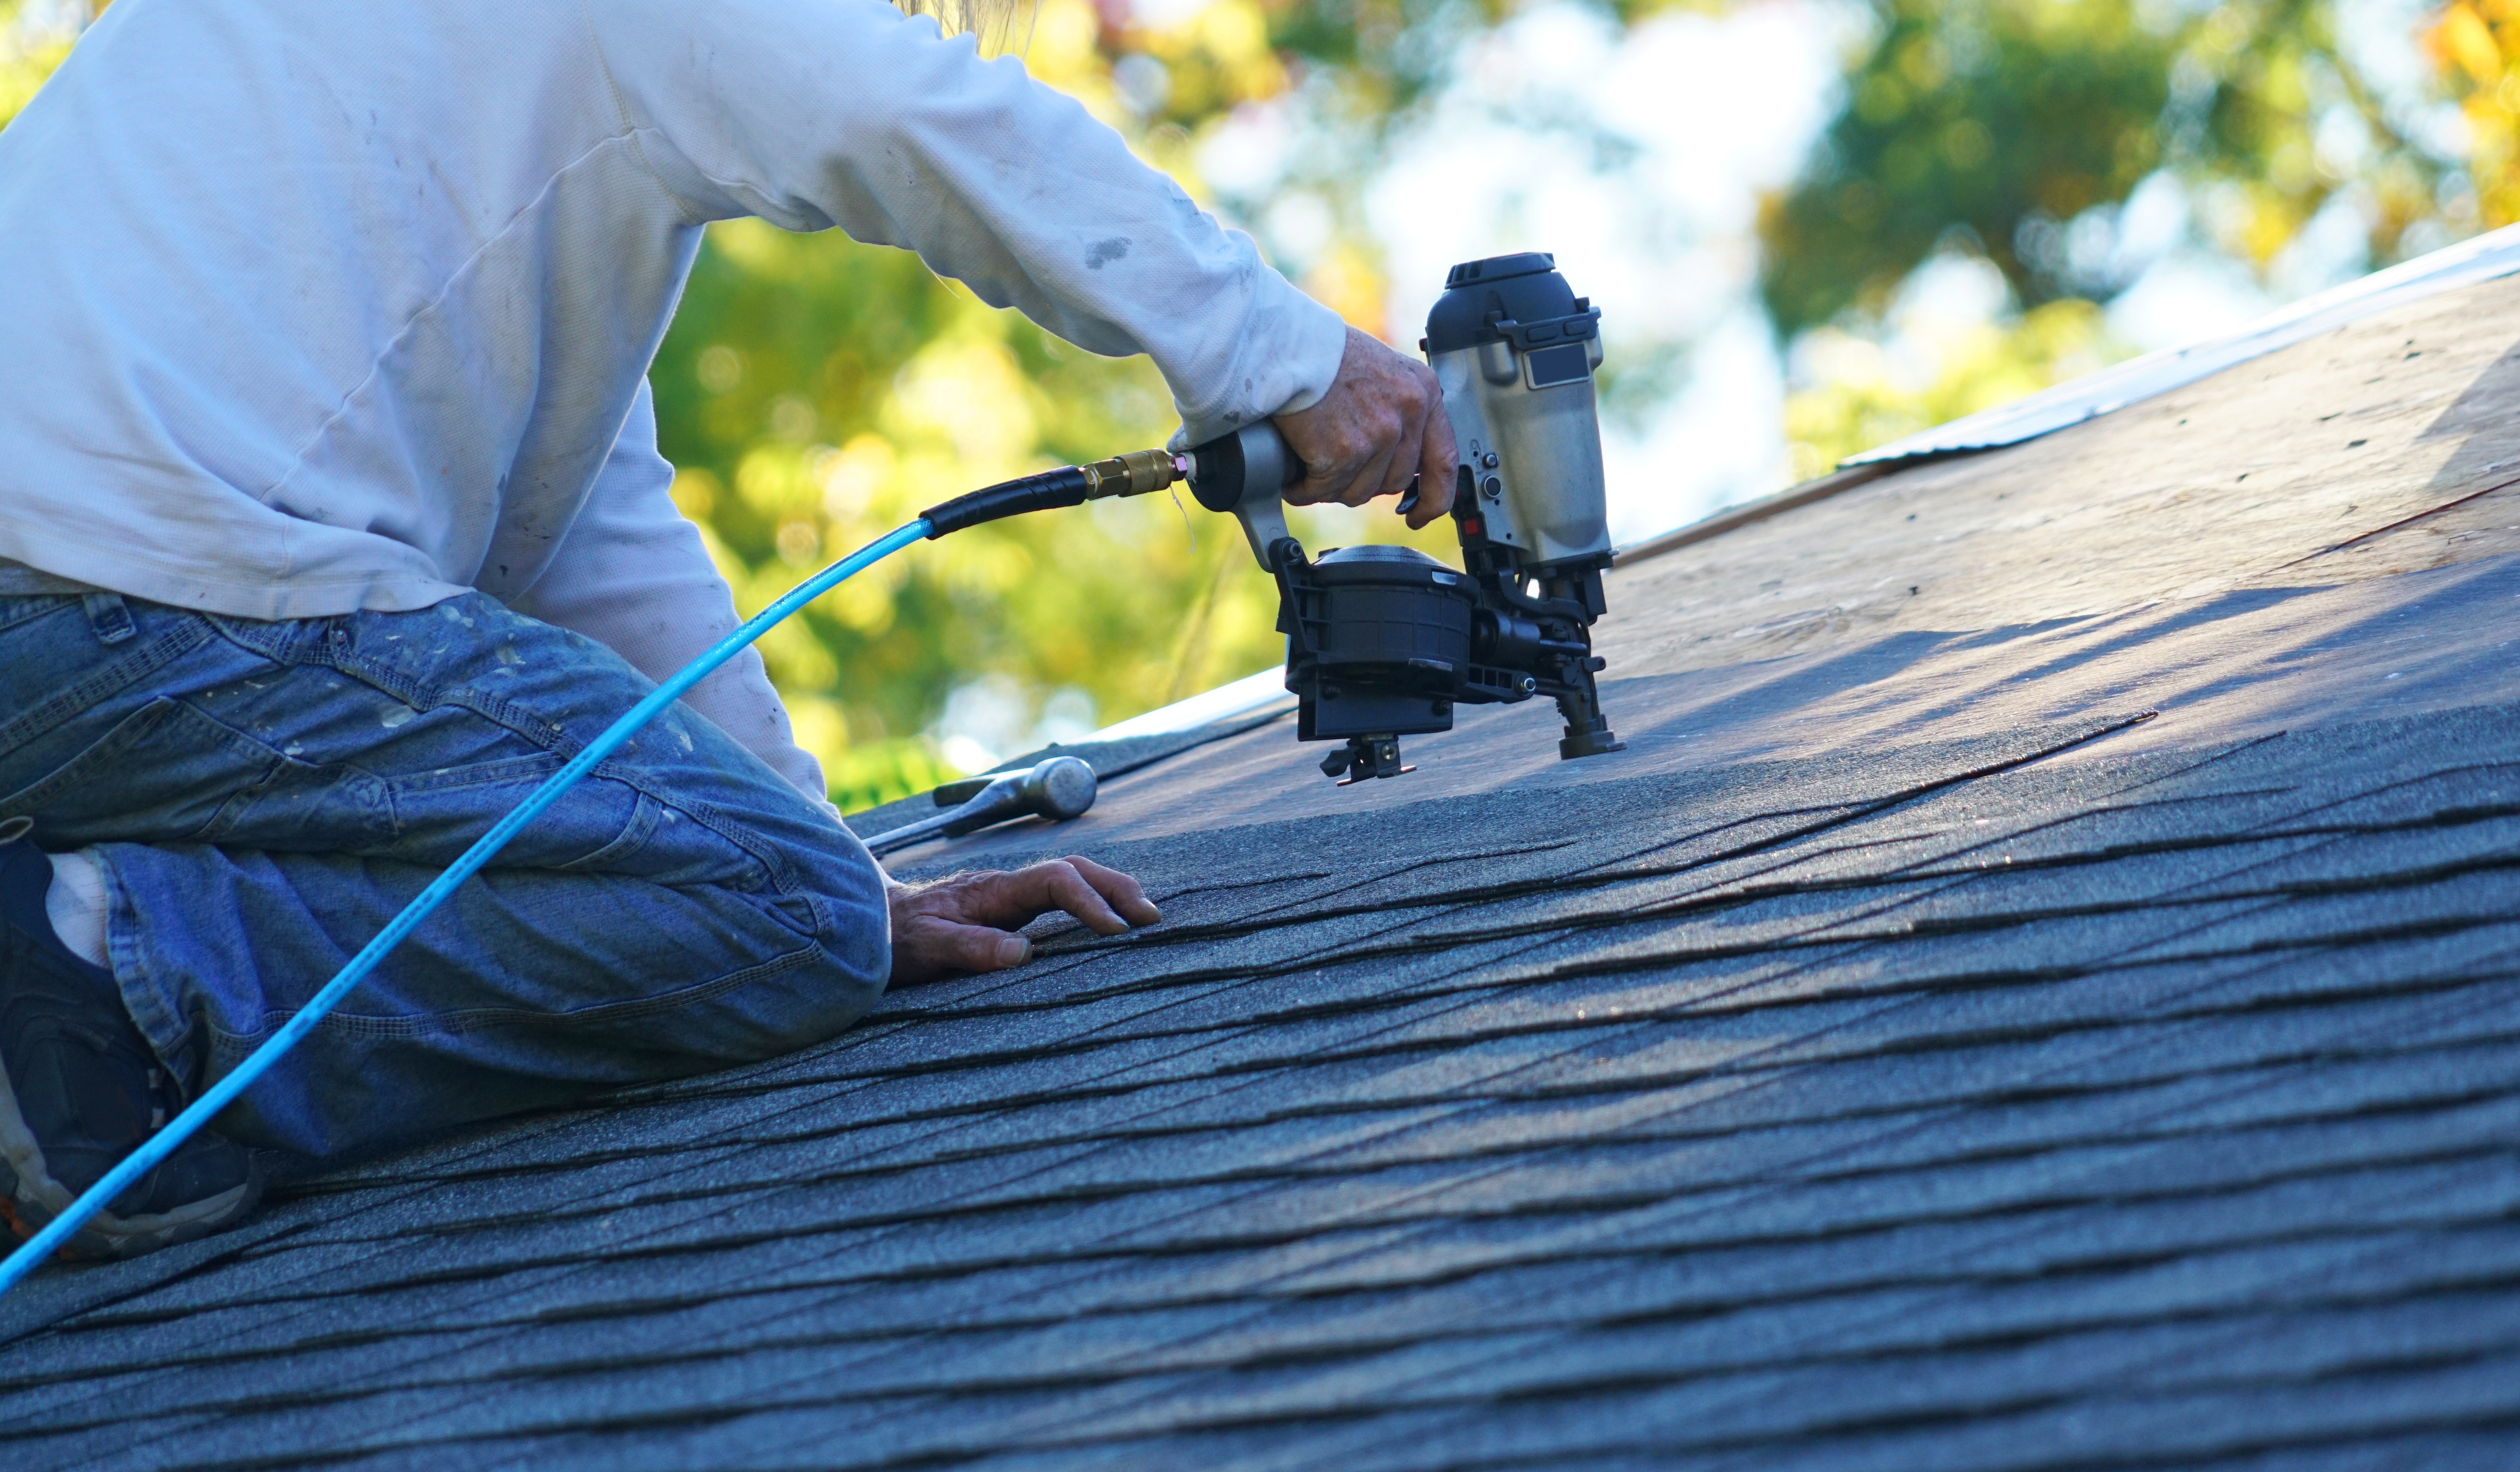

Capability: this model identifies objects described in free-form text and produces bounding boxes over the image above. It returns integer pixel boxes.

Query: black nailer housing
[1187,252,1625,785]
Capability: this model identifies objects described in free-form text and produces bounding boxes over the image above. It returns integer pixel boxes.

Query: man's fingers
[980,858,1128,935]
[1273,326,1456,517]
[1408,398,1458,528]
[1377,404,1428,505]
[886,856,1156,985]
[912,917,1033,975]
[1063,855,1162,927]
[1004,856,1160,935]
[926,858,1162,936]
[1284,457,1347,507]
[1338,439,1401,508]
[1288,434,1385,508]
[1376,363,1442,508]
[1038,858,1131,935]
[1285,462,1340,508]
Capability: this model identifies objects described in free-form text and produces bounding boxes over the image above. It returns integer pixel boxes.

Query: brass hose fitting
[1079,447,1190,499]
[921,447,1193,536]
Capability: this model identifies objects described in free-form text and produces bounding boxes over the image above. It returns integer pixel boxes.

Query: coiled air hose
[0,447,1187,1294]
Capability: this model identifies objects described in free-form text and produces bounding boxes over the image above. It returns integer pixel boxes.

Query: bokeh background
[12,0,2520,805]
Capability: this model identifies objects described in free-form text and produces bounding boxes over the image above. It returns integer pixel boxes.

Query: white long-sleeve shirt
[503,381,836,803]
[0,0,1345,802]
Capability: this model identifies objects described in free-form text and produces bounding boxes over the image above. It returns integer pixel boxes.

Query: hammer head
[863,756,1100,857]
[1012,755,1097,821]
[939,755,1097,838]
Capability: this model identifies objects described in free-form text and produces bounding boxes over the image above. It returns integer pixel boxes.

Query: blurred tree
[2430,0,2520,226]
[1760,0,2448,338]
[1,0,85,128]
[1761,0,2480,491]
[1080,0,1402,322]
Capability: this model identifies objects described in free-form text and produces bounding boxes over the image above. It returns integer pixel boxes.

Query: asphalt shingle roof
[7,277,2520,1468]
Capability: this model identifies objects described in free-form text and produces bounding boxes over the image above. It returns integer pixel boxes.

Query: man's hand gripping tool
[1186,252,1625,785]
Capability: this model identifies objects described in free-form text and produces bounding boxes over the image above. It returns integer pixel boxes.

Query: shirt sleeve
[582,0,1349,445]
[508,381,844,825]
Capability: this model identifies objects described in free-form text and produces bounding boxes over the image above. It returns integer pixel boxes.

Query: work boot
[0,819,263,1261]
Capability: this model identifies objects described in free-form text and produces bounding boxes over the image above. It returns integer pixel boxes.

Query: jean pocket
[0,696,391,849]
[552,790,666,873]
[383,756,652,873]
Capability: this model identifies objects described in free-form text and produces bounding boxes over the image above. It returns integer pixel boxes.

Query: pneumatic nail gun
[1186,252,1625,785]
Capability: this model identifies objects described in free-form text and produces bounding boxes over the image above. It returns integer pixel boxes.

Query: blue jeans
[0,591,889,1158]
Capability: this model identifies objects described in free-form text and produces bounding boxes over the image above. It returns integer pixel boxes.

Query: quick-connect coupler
[919,447,1190,538]
[1081,448,1191,500]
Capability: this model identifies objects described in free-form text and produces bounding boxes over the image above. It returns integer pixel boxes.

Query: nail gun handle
[1186,423,1305,572]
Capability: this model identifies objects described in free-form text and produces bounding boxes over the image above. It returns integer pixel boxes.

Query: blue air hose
[0,518,936,1294]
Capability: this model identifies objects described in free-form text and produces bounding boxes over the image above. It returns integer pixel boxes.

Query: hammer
[860,756,1098,857]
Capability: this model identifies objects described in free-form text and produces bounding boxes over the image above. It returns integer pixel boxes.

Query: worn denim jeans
[0,591,889,1159]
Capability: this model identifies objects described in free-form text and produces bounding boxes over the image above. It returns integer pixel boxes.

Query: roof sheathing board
[1607,272,2520,675]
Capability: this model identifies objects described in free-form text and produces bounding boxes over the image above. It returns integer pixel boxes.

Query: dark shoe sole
[0,1048,264,1263]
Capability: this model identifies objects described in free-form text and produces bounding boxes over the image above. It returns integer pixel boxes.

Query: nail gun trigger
[1395,474,1420,519]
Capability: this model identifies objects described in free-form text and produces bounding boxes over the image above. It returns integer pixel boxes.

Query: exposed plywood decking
[1604,276,2520,676]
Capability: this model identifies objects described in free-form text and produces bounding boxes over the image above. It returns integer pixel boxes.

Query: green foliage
[1763,0,2165,332]
[1760,0,2445,339]
[2429,0,2520,228]
[0,0,86,130]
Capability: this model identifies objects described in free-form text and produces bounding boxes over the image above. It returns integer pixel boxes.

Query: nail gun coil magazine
[1286,545,1472,740]
[1189,250,1626,786]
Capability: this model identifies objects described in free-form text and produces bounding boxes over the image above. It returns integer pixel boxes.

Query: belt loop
[82,592,136,646]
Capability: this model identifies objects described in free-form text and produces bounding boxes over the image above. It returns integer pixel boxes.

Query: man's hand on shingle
[886,856,1161,983]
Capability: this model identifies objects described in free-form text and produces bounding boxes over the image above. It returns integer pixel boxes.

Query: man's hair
[894,0,1035,50]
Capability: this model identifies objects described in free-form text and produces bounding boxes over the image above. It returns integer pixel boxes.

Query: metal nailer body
[1186,250,1624,785]
[1423,252,1612,569]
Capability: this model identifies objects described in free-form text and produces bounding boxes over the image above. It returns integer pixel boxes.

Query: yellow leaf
[2437,3,2505,87]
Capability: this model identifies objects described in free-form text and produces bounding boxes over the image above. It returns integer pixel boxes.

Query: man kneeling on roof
[0,0,1452,1259]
